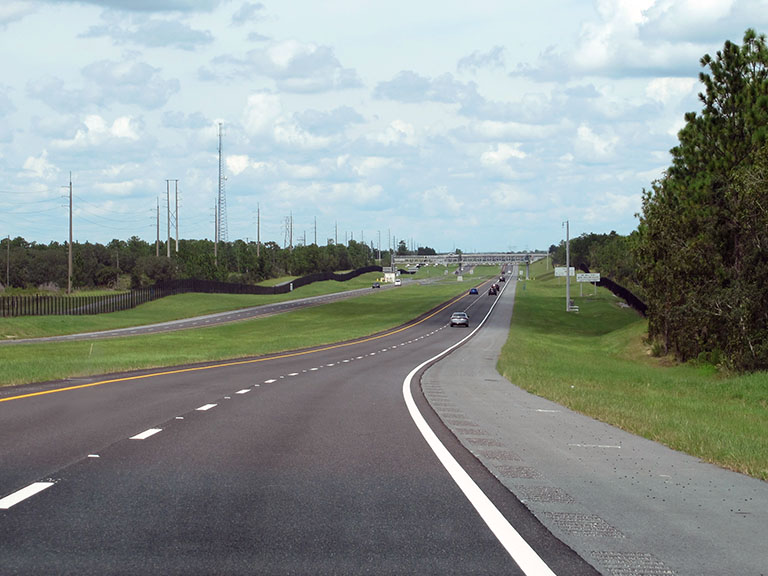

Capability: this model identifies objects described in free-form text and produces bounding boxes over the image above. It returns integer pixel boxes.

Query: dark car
[498,276,505,282]
[372,282,380,288]
[450,312,469,327]
[469,287,478,295]
[488,286,497,295]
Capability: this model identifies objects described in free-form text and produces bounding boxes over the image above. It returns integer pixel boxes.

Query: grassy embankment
[498,260,768,481]
[0,267,496,388]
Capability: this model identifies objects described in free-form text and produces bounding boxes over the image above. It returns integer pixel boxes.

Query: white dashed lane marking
[2,319,467,513]
[130,428,163,440]
[0,482,55,510]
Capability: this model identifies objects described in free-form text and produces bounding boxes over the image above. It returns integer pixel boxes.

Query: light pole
[564,219,575,312]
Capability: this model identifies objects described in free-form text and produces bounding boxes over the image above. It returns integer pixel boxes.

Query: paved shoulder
[422,278,768,576]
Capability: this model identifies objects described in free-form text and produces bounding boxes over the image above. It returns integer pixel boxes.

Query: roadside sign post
[555,265,576,311]
[576,272,600,298]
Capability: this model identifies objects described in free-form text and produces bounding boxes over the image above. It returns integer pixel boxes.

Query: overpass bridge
[394,252,547,267]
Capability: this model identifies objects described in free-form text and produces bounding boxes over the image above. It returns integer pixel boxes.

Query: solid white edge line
[402,285,556,576]
[0,482,55,509]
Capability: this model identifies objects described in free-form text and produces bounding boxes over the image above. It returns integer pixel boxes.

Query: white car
[394,279,401,286]
[450,312,469,327]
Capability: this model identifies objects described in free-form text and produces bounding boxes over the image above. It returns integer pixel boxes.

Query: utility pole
[156,198,160,257]
[214,200,218,266]
[5,235,9,288]
[564,219,572,311]
[256,203,260,257]
[67,173,73,295]
[165,180,171,258]
[216,123,228,254]
[289,211,293,251]
[314,216,317,246]
[174,179,179,253]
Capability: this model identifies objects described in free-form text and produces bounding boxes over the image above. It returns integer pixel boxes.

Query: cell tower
[217,122,228,244]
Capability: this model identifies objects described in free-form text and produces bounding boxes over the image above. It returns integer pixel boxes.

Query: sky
[1,0,767,253]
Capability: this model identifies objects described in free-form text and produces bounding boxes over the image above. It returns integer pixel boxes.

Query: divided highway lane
[0,285,391,344]
[0,285,595,575]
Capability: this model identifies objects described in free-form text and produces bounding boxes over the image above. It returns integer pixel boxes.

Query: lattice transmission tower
[216,122,228,244]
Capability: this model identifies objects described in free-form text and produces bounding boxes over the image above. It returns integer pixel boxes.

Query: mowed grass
[499,263,768,481]
[1,272,388,340]
[0,267,484,340]
[0,273,493,388]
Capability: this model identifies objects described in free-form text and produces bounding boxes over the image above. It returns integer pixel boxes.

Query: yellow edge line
[0,294,467,404]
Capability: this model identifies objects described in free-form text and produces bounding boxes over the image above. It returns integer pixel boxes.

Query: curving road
[1,274,766,575]
[0,279,596,575]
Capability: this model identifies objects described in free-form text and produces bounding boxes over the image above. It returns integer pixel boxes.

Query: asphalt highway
[0,279,595,575]
[3,274,766,575]
[0,285,390,345]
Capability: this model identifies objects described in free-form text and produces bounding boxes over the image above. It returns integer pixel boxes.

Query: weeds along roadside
[498,261,768,481]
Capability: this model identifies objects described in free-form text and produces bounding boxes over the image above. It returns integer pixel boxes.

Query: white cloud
[53,115,141,149]
[95,181,137,196]
[574,123,619,161]
[457,46,506,74]
[227,154,251,176]
[513,0,735,79]
[0,1,33,28]
[350,156,395,177]
[243,92,282,135]
[488,183,538,209]
[3,0,757,249]
[456,120,560,142]
[81,12,214,50]
[44,0,224,12]
[421,186,463,215]
[481,143,526,165]
[645,77,698,104]
[22,150,58,180]
[372,120,417,146]
[583,190,640,224]
[202,40,361,93]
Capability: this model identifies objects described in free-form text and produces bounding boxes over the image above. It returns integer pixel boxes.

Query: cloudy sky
[1,0,766,253]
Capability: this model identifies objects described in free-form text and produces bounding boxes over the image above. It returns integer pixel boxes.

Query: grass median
[0,271,493,388]
[0,273,388,340]
[498,262,768,481]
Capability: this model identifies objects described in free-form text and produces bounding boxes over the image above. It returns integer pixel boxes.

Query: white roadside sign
[576,273,601,283]
[554,267,575,277]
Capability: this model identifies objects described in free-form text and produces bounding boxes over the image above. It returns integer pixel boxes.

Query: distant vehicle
[488,286,497,295]
[493,283,500,291]
[450,312,469,327]
[498,276,506,282]
[394,279,402,286]
[469,287,478,295]
[372,282,381,288]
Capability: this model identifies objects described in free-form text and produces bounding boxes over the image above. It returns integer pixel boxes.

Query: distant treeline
[551,30,768,372]
[0,237,388,291]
